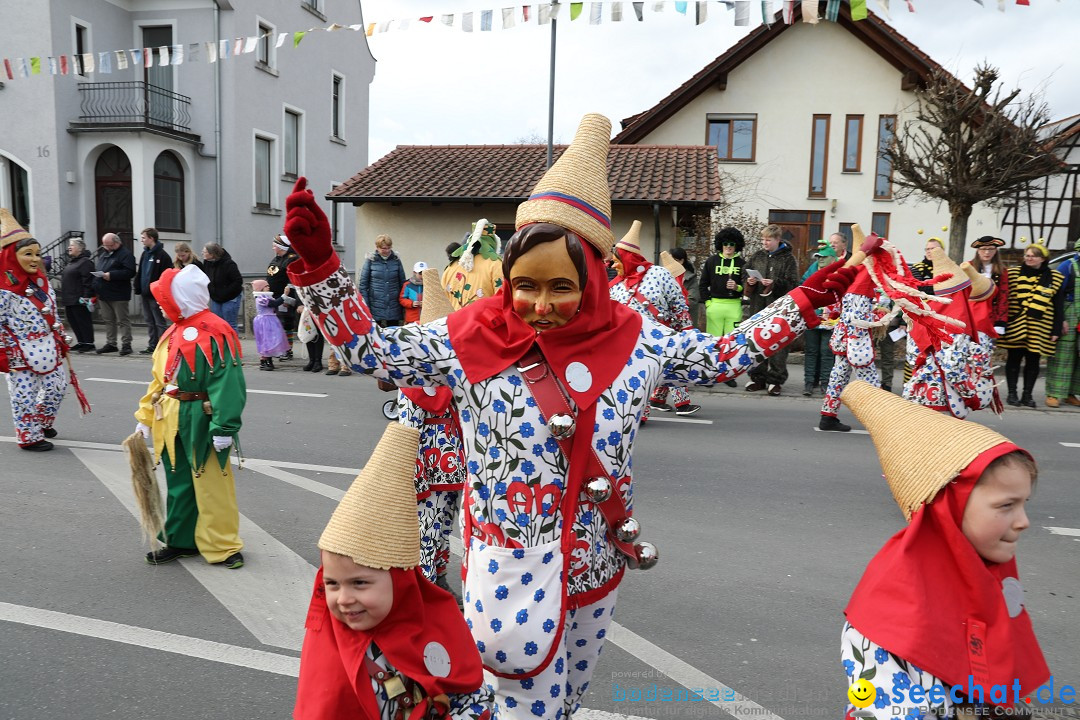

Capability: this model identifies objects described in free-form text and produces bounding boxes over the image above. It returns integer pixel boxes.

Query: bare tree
[887,64,1062,262]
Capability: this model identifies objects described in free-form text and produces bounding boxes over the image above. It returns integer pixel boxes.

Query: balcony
[70,81,200,143]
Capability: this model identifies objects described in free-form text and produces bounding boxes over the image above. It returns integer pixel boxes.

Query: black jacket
[699,253,746,302]
[60,250,95,306]
[134,242,172,295]
[93,245,137,301]
[202,249,244,303]
[359,251,407,322]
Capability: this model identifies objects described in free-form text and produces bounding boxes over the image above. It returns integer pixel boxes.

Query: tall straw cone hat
[419,267,454,324]
[615,220,643,255]
[841,381,1012,521]
[659,251,685,278]
[960,262,995,302]
[516,113,614,257]
[318,423,421,569]
[928,246,971,295]
[0,208,33,249]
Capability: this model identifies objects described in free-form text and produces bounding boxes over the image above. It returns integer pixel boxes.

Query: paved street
[2,348,1078,720]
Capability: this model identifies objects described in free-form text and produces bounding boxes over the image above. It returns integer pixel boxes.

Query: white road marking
[1045,526,1080,542]
[1061,442,1080,448]
[646,416,713,425]
[0,602,300,677]
[73,448,313,652]
[812,427,869,434]
[84,377,327,398]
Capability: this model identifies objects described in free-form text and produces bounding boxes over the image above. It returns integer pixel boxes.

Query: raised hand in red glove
[859,232,885,256]
[284,177,334,272]
[792,258,848,310]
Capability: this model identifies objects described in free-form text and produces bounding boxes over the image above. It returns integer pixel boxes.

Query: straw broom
[122,431,165,548]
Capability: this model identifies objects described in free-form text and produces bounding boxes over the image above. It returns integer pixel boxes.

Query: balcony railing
[75,81,192,133]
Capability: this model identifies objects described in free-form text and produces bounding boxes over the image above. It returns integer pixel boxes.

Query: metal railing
[41,230,85,280]
[76,81,192,133]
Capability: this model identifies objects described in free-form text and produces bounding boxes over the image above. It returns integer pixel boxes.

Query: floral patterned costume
[821,277,881,418]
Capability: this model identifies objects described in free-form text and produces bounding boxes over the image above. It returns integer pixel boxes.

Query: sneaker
[1045,397,1060,408]
[145,546,199,565]
[724,379,737,388]
[139,347,155,355]
[649,401,673,412]
[674,404,701,416]
[221,552,245,569]
[802,383,813,397]
[745,381,764,392]
[278,350,293,361]
[119,345,133,356]
[767,384,782,396]
[43,428,57,438]
[95,344,118,354]
[1066,395,1080,407]
[20,440,54,452]
[819,415,851,432]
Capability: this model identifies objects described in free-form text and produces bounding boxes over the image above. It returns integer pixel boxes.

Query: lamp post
[547,2,559,168]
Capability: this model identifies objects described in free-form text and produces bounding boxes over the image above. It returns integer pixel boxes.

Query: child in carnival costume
[839,381,1048,719]
[281,113,865,720]
[294,422,491,720]
[134,265,245,568]
[0,208,90,451]
[251,278,291,370]
[442,219,503,311]
[397,268,467,594]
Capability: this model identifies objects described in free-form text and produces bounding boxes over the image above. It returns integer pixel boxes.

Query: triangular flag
[851,0,868,19]
[129,48,141,66]
[235,38,247,56]
[377,21,391,32]
[419,17,433,23]
[293,31,306,47]
[20,58,31,78]
[98,51,112,73]
[570,2,583,19]
[327,23,345,31]
[734,0,749,24]
[633,2,645,19]
[1016,0,1029,5]
[158,46,170,65]
[783,0,796,22]
[482,10,493,29]
[906,0,916,10]
[205,41,218,63]
[144,47,153,68]
[590,2,603,23]
[366,23,375,36]
[462,11,473,31]
[825,0,841,21]
[3,59,13,81]
[61,55,70,75]
[30,57,41,75]
[48,57,58,75]
[503,7,517,27]
[611,2,623,20]
[115,50,128,70]
[697,1,709,24]
[441,14,454,26]
[522,6,531,21]
[219,39,229,59]
[539,4,552,23]
[276,32,288,48]
[187,43,201,62]
[171,44,184,65]
[675,1,688,13]
[802,0,818,22]
[762,0,774,25]
[551,3,563,17]
[82,52,94,73]
[348,24,364,31]
[877,0,892,18]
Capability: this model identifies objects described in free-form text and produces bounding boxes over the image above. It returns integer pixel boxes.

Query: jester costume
[134,266,245,564]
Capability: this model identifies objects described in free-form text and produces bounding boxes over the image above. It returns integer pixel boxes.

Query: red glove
[284,177,333,271]
[860,232,885,255]
[794,259,848,310]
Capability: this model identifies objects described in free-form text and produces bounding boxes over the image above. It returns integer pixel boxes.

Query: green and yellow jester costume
[134,266,245,564]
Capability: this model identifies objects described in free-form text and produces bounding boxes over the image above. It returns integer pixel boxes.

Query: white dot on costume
[182,327,199,342]
[636,266,644,273]
[423,387,437,396]
[1002,577,1024,618]
[36,278,44,287]
[423,641,451,678]
[476,288,485,298]
[564,362,593,393]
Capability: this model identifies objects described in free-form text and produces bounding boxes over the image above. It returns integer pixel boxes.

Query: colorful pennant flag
[761,0,774,25]
[481,9,493,29]
[633,2,645,20]
[293,31,306,47]
[611,2,623,21]
[144,47,153,68]
[734,1,750,25]
[825,0,841,21]
[783,0,795,23]
[187,43,201,62]
[3,59,13,80]
[205,41,218,63]
[21,58,31,78]
[503,7,516,27]
[675,1,688,13]
[571,2,583,19]
[98,51,112,73]
[30,57,41,75]
[539,3,553,23]
[441,14,454,26]
[877,0,892,18]
[462,11,473,31]
[71,55,82,75]
[522,6,531,21]
[82,52,95,73]
[590,2,603,23]
[171,44,184,65]
[802,0,818,22]
[851,0,868,19]
[158,46,170,65]
[114,50,127,70]
[1016,0,1029,5]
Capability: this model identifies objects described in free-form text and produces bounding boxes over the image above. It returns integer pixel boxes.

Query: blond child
[839,381,1049,719]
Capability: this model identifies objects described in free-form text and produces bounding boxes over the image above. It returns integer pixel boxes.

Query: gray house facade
[0,0,374,276]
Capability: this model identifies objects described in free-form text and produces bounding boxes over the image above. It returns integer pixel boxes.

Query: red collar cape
[401,386,454,415]
[151,272,241,381]
[610,247,652,291]
[0,243,54,313]
[844,443,1049,698]
[446,243,642,410]
[294,567,484,720]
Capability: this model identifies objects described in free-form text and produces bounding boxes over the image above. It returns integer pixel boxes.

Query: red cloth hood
[612,247,652,290]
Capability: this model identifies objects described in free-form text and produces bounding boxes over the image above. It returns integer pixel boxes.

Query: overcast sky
[358,1,1079,162]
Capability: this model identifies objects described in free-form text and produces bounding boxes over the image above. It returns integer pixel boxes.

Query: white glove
[135,422,151,440]
[212,435,233,451]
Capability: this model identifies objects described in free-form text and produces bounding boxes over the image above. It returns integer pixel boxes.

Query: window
[871,212,890,239]
[284,108,301,178]
[256,20,275,69]
[843,115,863,172]
[331,73,344,140]
[706,115,755,161]
[808,115,830,198]
[74,22,88,77]
[330,183,342,247]
[153,151,185,231]
[875,115,896,200]
[255,135,273,208]
[2,155,32,229]
[303,0,323,12]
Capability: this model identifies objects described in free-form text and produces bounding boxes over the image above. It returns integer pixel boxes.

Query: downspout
[652,202,661,264]
[213,0,223,244]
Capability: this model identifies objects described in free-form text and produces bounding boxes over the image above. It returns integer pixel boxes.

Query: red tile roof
[613,2,960,144]
[327,144,723,205]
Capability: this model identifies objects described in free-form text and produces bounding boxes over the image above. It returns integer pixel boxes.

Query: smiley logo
[848,679,877,708]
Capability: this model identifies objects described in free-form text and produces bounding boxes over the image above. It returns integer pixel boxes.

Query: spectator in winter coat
[201,243,244,332]
[399,261,427,324]
[173,241,204,272]
[134,227,172,353]
[60,237,96,352]
[744,225,800,395]
[358,234,406,326]
[93,232,136,355]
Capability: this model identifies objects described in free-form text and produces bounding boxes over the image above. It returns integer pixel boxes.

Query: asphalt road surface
[2,349,1078,720]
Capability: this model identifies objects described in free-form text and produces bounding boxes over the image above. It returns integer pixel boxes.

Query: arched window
[154,151,184,231]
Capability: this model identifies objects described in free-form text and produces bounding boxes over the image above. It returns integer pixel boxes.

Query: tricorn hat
[318,423,422,569]
[970,236,1005,249]
[0,208,33,249]
[516,113,614,258]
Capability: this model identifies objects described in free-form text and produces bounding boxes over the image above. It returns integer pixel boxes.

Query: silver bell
[633,541,659,570]
[615,516,641,543]
[584,477,612,504]
[52,322,63,331]
[547,413,576,440]
[63,334,74,345]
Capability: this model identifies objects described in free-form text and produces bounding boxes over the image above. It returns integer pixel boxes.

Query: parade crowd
[0,112,1075,720]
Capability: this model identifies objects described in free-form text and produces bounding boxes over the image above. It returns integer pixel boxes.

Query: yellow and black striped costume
[999,265,1065,356]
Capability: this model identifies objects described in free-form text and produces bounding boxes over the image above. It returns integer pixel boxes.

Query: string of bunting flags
[0,0,1041,82]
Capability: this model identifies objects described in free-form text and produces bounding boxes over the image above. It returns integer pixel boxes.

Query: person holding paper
[93,232,136,355]
[743,225,799,395]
